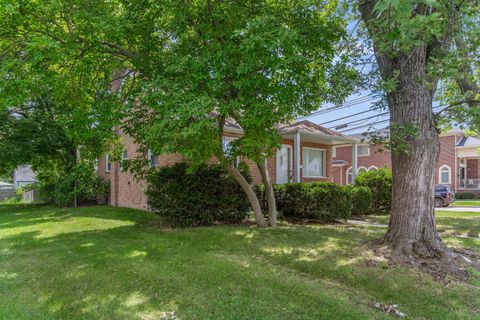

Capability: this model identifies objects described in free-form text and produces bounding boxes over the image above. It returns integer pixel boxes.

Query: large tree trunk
[358,1,473,276]
[226,164,267,227]
[383,79,447,261]
[257,158,277,227]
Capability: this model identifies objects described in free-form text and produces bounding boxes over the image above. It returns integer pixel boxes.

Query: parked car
[434,184,455,207]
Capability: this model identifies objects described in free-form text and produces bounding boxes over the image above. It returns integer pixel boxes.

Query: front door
[276,145,292,184]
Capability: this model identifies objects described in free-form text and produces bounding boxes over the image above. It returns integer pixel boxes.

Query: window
[147,149,158,168]
[94,159,99,172]
[357,145,370,156]
[105,155,112,173]
[121,150,128,172]
[368,166,378,171]
[346,167,353,184]
[302,147,326,178]
[439,165,451,184]
[223,136,240,165]
[332,146,336,158]
[357,167,368,174]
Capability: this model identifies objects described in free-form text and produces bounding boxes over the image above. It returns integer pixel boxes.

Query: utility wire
[339,105,447,133]
[300,94,376,119]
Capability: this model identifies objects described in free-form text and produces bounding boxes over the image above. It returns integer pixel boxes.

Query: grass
[367,211,480,246]
[0,204,479,319]
[452,200,480,207]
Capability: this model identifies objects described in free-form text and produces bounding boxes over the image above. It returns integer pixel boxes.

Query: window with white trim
[121,150,128,172]
[346,167,353,184]
[105,155,112,173]
[439,165,451,184]
[368,166,378,171]
[357,145,370,156]
[223,136,240,166]
[147,149,158,168]
[302,147,326,178]
[358,167,368,174]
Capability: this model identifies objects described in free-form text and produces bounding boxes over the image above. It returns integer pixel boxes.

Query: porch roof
[278,120,359,145]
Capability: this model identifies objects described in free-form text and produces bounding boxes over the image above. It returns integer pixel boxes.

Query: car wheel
[443,203,450,207]
[434,198,443,207]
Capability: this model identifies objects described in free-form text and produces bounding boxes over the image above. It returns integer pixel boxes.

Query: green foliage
[346,185,374,216]
[146,163,250,227]
[456,192,476,200]
[273,183,352,222]
[120,0,358,168]
[355,168,392,215]
[37,163,109,207]
[258,183,374,220]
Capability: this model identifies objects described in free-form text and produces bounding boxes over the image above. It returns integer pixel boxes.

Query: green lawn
[367,211,480,245]
[452,200,480,207]
[0,205,479,320]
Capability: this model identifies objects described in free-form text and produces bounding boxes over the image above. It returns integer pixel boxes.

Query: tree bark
[358,1,467,274]
[257,158,277,227]
[226,163,267,227]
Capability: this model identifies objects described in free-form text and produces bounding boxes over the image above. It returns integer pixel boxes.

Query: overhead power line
[338,105,447,134]
[319,107,384,126]
[299,94,377,119]
[328,110,389,129]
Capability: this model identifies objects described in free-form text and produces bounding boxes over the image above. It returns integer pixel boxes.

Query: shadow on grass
[0,205,478,320]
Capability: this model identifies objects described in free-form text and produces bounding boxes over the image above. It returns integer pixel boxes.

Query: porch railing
[457,179,480,190]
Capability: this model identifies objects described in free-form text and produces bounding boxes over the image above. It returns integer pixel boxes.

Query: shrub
[276,182,352,222]
[146,163,250,227]
[355,168,392,215]
[456,192,476,199]
[346,185,373,216]
[37,163,109,206]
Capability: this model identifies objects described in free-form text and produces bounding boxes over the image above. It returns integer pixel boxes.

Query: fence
[0,186,16,202]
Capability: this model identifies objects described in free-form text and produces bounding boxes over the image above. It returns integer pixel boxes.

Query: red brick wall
[435,135,458,189]
[102,130,337,210]
[466,159,478,180]
[332,134,461,189]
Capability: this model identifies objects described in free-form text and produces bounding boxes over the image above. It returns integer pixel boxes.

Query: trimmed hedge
[456,192,476,199]
[346,185,373,216]
[146,163,250,227]
[258,182,373,222]
[355,168,392,215]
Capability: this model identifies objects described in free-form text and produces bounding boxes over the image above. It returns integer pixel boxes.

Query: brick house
[98,120,359,210]
[332,129,470,192]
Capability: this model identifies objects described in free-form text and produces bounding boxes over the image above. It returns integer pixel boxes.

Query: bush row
[146,163,250,227]
[257,183,374,222]
[456,192,476,199]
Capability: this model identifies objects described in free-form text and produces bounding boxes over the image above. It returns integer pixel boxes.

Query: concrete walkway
[435,206,480,212]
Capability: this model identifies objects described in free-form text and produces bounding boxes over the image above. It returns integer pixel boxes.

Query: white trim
[332,146,336,158]
[302,147,326,178]
[346,166,353,185]
[368,165,378,171]
[105,155,111,173]
[276,144,293,184]
[357,166,368,173]
[357,144,370,157]
[439,164,451,184]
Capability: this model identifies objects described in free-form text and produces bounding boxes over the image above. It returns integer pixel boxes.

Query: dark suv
[434,184,455,207]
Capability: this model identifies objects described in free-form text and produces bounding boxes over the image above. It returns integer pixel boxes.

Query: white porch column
[294,132,301,183]
[351,143,358,185]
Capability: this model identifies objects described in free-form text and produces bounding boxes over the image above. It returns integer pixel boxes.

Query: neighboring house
[12,165,37,189]
[98,120,359,210]
[332,129,466,192]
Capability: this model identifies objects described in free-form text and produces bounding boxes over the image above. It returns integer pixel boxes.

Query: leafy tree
[358,0,479,275]
[1,0,358,225]
[120,0,358,226]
